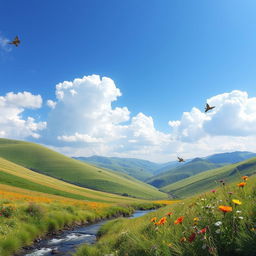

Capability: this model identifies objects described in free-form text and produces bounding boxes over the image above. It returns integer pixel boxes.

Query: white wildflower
[215,221,222,226]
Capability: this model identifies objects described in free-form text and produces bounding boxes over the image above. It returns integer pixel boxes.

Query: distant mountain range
[203,151,256,164]
[74,151,256,187]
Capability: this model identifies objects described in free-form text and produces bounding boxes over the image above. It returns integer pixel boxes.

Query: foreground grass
[76,176,256,256]
[0,185,163,256]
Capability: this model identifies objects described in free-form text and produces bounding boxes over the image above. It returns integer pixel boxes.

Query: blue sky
[1,1,256,161]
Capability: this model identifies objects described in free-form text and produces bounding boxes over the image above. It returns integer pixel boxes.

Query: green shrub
[25,203,45,218]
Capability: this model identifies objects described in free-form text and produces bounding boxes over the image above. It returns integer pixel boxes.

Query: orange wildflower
[174,216,184,224]
[242,176,248,181]
[150,217,157,223]
[218,205,232,213]
[237,182,246,188]
[166,212,173,216]
[159,217,167,225]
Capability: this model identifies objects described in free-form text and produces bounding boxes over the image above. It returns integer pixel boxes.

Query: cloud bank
[0,92,46,139]
[2,74,256,162]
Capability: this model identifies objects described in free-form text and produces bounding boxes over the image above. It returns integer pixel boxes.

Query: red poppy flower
[200,227,207,234]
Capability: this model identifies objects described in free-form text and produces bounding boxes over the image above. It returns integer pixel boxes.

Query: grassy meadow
[76,175,256,256]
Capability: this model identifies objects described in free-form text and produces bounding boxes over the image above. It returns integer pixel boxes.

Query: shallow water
[22,210,154,256]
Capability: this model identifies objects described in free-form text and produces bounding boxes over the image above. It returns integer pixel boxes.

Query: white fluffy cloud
[169,90,256,141]
[4,92,42,108]
[2,75,256,162]
[41,75,171,160]
[44,75,131,143]
[41,76,256,161]
[0,91,46,139]
[46,100,56,109]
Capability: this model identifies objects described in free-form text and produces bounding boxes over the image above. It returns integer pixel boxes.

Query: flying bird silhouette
[205,103,215,113]
[8,36,20,47]
[177,157,185,162]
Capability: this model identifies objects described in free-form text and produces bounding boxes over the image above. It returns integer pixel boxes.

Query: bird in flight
[8,36,20,47]
[177,157,185,162]
[205,103,215,113]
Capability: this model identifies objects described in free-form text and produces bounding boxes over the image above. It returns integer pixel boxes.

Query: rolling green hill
[74,156,164,181]
[161,157,256,198]
[147,158,222,188]
[0,157,146,203]
[0,138,167,200]
[147,151,256,189]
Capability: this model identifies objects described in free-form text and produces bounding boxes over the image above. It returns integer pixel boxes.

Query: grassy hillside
[0,157,150,203]
[74,156,164,181]
[161,157,256,198]
[76,176,256,256]
[147,158,222,188]
[0,138,167,200]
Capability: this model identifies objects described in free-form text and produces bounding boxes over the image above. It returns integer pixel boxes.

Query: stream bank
[18,210,155,256]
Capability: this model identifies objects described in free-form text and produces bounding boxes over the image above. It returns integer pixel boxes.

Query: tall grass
[76,176,256,256]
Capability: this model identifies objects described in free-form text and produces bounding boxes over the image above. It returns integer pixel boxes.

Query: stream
[21,210,154,256]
